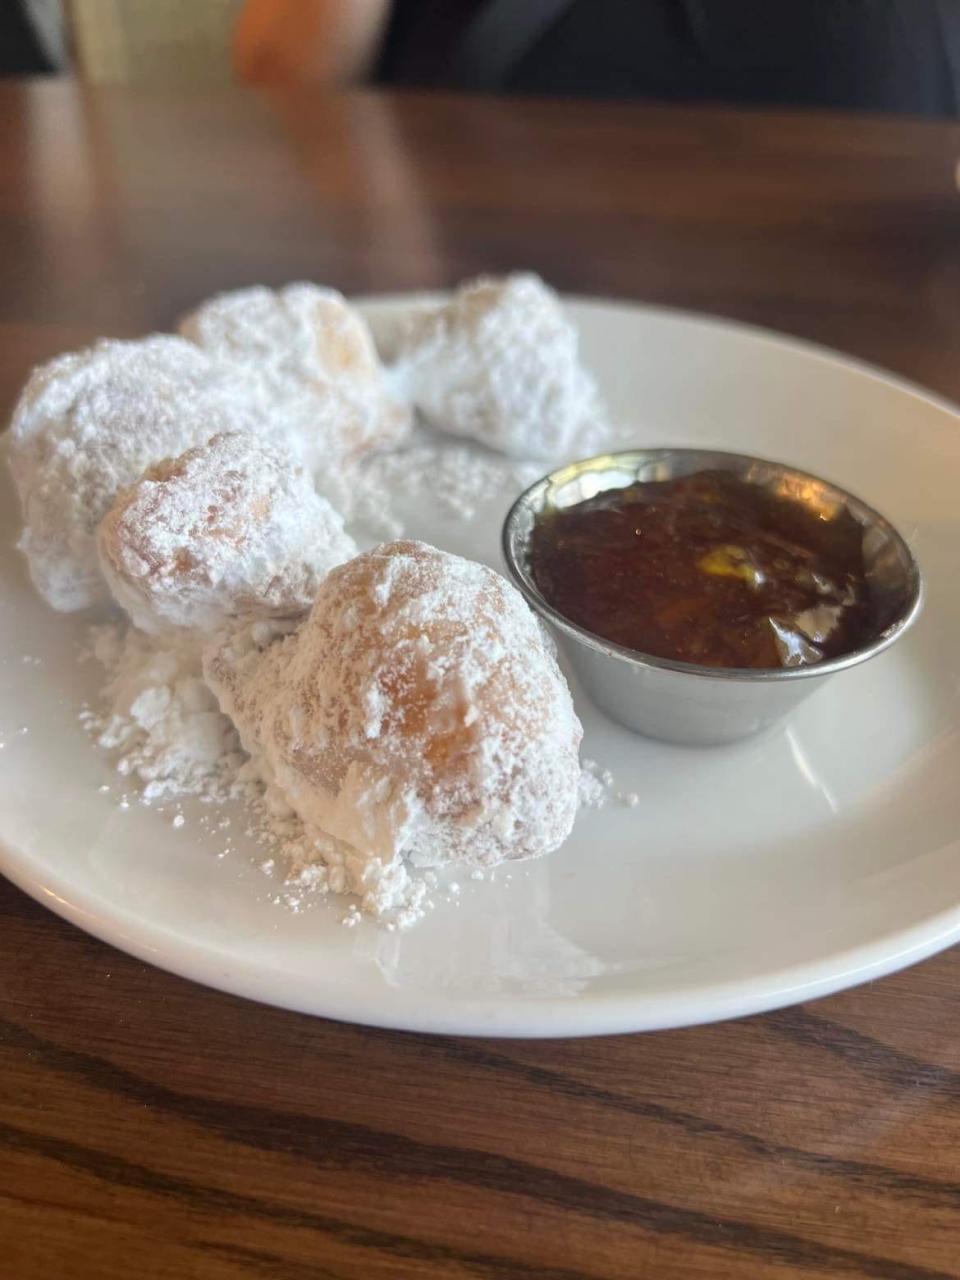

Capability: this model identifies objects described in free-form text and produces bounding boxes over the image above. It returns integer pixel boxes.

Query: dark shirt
[0,1,57,75]
[379,0,487,88]
[377,0,960,117]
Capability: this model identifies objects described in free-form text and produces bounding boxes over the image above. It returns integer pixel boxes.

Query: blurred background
[6,0,960,117]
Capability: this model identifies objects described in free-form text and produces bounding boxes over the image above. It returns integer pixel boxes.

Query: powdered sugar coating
[204,540,582,877]
[8,336,275,612]
[180,283,411,463]
[98,432,357,634]
[394,273,604,460]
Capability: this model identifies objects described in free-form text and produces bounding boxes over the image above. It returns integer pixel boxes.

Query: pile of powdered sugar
[79,624,248,805]
[80,622,454,926]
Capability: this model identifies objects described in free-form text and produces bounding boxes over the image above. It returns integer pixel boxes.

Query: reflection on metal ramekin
[502,448,924,746]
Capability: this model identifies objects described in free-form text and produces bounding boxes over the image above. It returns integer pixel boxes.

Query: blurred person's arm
[234,0,393,85]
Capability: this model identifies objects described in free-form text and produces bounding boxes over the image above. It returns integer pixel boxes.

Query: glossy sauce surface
[529,469,874,669]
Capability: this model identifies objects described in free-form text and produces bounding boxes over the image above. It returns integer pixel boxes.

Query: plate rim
[3,835,958,1037]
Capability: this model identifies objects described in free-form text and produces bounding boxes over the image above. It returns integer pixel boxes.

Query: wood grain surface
[2,80,960,1279]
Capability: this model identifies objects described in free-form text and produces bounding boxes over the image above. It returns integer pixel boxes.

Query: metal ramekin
[502,448,924,746]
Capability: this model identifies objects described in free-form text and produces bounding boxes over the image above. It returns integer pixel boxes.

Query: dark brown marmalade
[529,469,875,669]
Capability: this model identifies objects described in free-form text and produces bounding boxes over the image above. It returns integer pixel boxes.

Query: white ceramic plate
[2,296,959,1037]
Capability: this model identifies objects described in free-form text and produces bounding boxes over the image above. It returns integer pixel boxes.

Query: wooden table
[2,80,960,1280]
